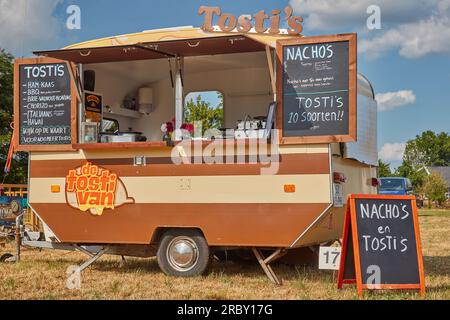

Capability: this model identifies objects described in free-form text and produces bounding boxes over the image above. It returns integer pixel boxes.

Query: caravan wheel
[157,229,211,277]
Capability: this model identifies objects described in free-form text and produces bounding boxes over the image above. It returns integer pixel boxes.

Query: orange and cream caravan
[13,26,378,282]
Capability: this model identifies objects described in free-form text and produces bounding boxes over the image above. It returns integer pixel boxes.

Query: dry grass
[0,211,449,300]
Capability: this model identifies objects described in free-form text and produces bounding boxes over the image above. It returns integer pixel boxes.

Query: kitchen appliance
[234,114,268,139]
[100,132,146,143]
[138,87,153,114]
[81,122,99,144]
[237,115,267,131]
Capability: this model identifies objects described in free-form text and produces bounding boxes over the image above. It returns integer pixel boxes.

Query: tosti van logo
[65,162,134,216]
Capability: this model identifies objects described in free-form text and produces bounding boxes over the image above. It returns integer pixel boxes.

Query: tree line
[0,50,28,184]
[379,131,450,204]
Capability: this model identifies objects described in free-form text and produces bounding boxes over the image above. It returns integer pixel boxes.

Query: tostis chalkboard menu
[278,34,357,144]
[338,195,426,297]
[18,61,73,146]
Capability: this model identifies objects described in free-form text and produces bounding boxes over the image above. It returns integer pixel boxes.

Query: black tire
[0,253,14,263]
[157,229,211,277]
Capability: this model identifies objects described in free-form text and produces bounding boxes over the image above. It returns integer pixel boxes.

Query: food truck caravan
[11,25,379,283]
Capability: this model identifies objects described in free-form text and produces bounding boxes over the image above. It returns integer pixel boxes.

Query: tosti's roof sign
[198,6,303,35]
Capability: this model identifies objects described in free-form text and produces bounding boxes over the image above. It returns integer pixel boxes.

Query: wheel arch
[150,227,207,245]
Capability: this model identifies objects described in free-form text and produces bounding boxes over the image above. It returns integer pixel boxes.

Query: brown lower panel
[29,153,330,178]
[292,207,346,248]
[31,203,330,247]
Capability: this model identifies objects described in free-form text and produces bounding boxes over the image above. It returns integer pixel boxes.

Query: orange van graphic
[65,162,134,216]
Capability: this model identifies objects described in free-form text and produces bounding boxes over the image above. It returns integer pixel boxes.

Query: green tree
[421,173,448,206]
[402,131,450,168]
[0,49,28,184]
[395,163,427,192]
[184,94,224,135]
[378,160,392,178]
[396,131,450,191]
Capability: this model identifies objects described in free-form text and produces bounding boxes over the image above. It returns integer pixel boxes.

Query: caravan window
[184,91,224,136]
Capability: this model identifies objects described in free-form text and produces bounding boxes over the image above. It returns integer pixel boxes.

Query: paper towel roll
[139,87,153,105]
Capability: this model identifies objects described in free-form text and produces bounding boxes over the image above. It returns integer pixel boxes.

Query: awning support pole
[174,56,184,141]
[75,64,84,142]
[168,58,174,88]
[252,248,286,286]
[265,45,276,95]
[67,62,83,103]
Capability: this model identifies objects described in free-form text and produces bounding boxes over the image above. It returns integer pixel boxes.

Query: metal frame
[77,247,108,273]
[252,248,287,285]
[22,240,108,274]
[174,57,184,141]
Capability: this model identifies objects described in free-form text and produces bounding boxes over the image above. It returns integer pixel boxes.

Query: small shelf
[105,106,142,119]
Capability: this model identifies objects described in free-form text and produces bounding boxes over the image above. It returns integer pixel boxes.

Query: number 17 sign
[319,247,341,271]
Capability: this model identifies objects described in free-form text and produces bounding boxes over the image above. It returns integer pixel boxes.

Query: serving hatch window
[184,91,224,136]
[101,118,120,134]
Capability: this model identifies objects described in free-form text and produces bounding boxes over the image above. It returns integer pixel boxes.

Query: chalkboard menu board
[15,58,74,150]
[338,195,425,296]
[277,34,357,144]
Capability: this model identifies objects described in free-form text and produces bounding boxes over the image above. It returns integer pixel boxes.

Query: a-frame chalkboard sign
[338,195,426,297]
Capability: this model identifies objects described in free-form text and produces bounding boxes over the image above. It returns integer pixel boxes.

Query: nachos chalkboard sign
[14,57,76,152]
[277,34,357,144]
[338,195,426,297]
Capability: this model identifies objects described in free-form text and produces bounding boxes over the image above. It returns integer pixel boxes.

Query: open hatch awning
[35,35,268,64]
[34,45,170,64]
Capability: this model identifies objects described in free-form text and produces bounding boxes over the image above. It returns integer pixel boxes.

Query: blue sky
[1,0,449,169]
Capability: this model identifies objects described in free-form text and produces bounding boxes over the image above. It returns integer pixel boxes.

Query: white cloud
[0,0,62,56]
[379,143,406,162]
[376,90,417,112]
[289,0,438,31]
[290,0,450,59]
[360,10,450,59]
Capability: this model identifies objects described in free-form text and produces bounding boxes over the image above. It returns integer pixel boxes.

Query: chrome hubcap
[167,237,199,272]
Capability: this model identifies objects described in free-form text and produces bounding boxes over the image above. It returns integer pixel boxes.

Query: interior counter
[73,139,269,150]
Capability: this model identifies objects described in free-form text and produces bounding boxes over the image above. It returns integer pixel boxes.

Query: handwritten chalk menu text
[279,34,357,142]
[338,195,425,296]
[356,199,420,284]
[19,63,72,145]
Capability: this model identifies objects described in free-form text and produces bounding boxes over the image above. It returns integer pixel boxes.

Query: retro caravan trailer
[13,27,378,282]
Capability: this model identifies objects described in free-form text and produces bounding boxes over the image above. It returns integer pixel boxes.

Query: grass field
[0,210,449,300]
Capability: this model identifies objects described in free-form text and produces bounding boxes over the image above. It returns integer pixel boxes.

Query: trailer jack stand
[119,256,127,268]
[77,247,108,273]
[252,248,287,286]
